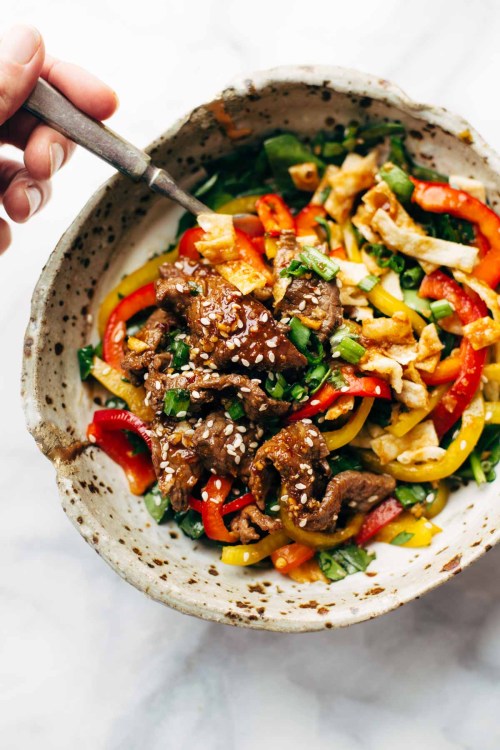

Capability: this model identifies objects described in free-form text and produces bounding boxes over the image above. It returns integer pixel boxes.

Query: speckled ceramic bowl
[22,66,500,631]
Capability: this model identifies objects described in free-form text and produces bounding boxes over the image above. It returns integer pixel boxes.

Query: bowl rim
[22,64,500,631]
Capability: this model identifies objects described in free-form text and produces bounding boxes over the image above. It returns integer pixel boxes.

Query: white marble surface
[2,1,500,747]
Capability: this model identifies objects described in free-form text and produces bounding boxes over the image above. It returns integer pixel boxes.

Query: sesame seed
[234,455,241,465]
[202,491,208,501]
[208,313,217,320]
[243,551,250,562]
[180,364,190,371]
[241,358,250,367]
[268,351,275,363]
[299,519,307,527]
[200,317,210,326]
[260,313,269,323]
[255,354,264,363]
[486,410,493,421]
[305,436,314,447]
[298,300,306,311]
[155,381,161,390]
[300,493,308,504]
[266,337,278,348]
[88,433,96,444]
[340,386,349,392]
[201,430,210,439]
[375,386,381,395]
[224,424,234,436]
[234,338,241,347]
[310,399,320,406]
[259,404,268,412]
[296,483,306,490]
[301,419,312,424]
[237,425,247,433]
[231,355,239,363]
[102,366,111,375]
[240,386,251,393]
[226,342,235,350]
[270,505,279,512]
[200,352,209,360]
[215,479,222,490]
[332,351,341,358]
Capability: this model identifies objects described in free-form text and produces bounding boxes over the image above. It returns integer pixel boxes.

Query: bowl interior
[23,67,500,630]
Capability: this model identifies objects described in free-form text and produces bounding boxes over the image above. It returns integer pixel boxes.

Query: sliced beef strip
[302,470,396,532]
[273,230,343,341]
[150,420,202,512]
[145,369,290,422]
[121,308,175,386]
[230,504,282,544]
[249,422,330,511]
[190,411,259,482]
[156,259,306,372]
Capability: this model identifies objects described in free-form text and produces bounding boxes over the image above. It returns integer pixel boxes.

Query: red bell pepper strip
[271,542,315,574]
[235,228,274,284]
[201,475,237,542]
[411,178,500,288]
[474,226,490,259]
[289,368,391,422]
[103,282,157,373]
[92,409,152,449]
[87,421,156,496]
[355,497,404,546]
[255,194,295,236]
[189,491,255,517]
[330,246,348,260]
[295,204,327,237]
[179,226,204,260]
[420,270,488,436]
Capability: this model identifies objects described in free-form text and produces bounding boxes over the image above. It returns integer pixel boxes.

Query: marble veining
[2,0,500,747]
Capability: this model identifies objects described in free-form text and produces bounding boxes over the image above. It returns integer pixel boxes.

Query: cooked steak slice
[156,260,306,372]
[230,504,282,544]
[273,231,343,340]
[249,422,330,510]
[121,308,174,385]
[145,369,290,422]
[150,421,202,512]
[303,470,396,532]
[191,411,258,481]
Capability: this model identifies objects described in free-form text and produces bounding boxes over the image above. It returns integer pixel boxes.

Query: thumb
[0,25,44,126]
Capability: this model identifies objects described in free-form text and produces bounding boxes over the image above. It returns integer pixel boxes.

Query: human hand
[0,24,118,253]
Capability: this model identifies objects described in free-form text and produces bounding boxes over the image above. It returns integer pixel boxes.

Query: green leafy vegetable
[389,136,448,183]
[227,399,246,420]
[78,345,95,381]
[175,509,205,539]
[289,317,324,365]
[169,338,190,369]
[379,163,415,203]
[394,483,428,508]
[329,448,363,475]
[144,484,170,523]
[264,133,325,192]
[390,531,414,545]
[305,363,331,394]
[364,243,405,274]
[265,373,288,400]
[318,544,375,582]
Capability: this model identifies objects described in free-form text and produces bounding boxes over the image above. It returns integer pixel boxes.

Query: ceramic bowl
[22,66,500,631]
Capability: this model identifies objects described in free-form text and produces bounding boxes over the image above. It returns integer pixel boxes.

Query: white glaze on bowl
[22,66,500,631]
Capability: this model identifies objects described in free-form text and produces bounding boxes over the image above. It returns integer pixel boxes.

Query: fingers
[23,124,76,180]
[0,217,11,254]
[0,158,51,223]
[42,55,118,121]
[0,25,44,126]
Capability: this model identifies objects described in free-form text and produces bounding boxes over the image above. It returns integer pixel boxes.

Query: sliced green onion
[144,484,170,524]
[305,363,331,394]
[299,246,340,282]
[358,274,380,292]
[400,265,425,290]
[395,483,427,508]
[379,163,415,203]
[335,337,366,365]
[470,450,487,485]
[194,172,219,197]
[390,531,414,546]
[315,216,331,245]
[318,186,331,204]
[430,299,454,322]
[403,289,431,317]
[227,399,245,420]
[289,316,311,351]
[265,373,288,400]
[170,339,190,368]
[280,258,308,279]
[290,383,307,401]
[329,368,348,390]
[164,388,190,418]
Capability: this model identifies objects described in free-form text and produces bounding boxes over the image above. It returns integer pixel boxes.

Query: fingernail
[25,186,42,217]
[49,143,65,176]
[0,25,41,65]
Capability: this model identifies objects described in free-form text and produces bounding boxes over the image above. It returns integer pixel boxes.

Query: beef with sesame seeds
[145,368,290,422]
[249,422,330,511]
[156,260,307,372]
[230,504,282,544]
[273,231,343,340]
[191,411,258,482]
[302,471,396,532]
[121,308,175,385]
[149,420,202,512]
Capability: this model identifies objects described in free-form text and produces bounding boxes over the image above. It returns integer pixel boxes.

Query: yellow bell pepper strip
[280,503,364,550]
[90,356,153,422]
[322,398,374,451]
[361,392,485,482]
[221,530,290,566]
[375,511,441,547]
[342,221,362,261]
[424,481,449,519]
[367,285,426,335]
[387,385,448,438]
[288,559,329,584]
[484,363,500,381]
[217,195,261,215]
[485,402,500,424]
[97,247,178,336]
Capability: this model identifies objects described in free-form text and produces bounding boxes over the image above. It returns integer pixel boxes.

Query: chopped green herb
[318,553,347,581]
[329,448,363,475]
[280,258,309,278]
[227,399,246,420]
[329,368,347,390]
[265,373,288,400]
[400,265,425,290]
[144,484,170,523]
[389,136,448,183]
[289,317,324,365]
[318,544,375,581]
[322,141,346,160]
[305,363,331,394]
[175,509,205,539]
[390,531,414,546]
[358,274,380,292]
[78,345,95,381]
[164,388,190,418]
[379,163,415,203]
[364,243,405,274]
[299,245,340,282]
[170,339,190,369]
[394,483,428,508]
